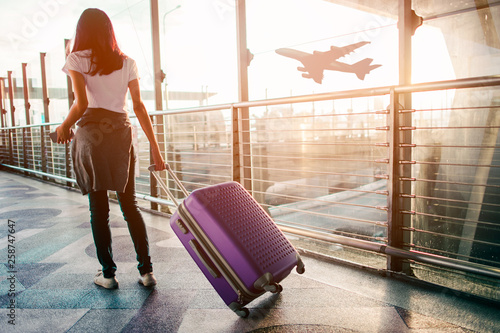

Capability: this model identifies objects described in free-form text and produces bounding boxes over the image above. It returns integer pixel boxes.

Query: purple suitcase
[149,165,305,317]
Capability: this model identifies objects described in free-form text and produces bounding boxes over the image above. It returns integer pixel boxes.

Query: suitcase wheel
[229,302,250,318]
[274,283,284,294]
[264,282,283,293]
[235,307,250,318]
[296,256,305,274]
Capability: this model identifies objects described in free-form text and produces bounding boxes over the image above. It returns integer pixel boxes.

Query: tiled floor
[0,170,499,332]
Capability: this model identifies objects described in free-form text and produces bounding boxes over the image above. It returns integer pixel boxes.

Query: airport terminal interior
[0,0,499,332]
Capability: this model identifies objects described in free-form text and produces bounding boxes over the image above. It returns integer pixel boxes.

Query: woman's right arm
[128,78,166,171]
[55,69,88,143]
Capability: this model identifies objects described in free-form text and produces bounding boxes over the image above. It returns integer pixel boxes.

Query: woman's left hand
[55,125,73,144]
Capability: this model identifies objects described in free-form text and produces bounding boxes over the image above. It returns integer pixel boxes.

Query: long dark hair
[71,8,126,76]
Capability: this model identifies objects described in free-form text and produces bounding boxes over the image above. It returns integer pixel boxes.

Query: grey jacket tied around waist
[71,108,133,195]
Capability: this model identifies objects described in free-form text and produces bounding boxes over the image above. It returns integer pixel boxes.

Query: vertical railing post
[21,63,31,174]
[40,52,50,179]
[7,71,15,128]
[150,0,166,210]
[0,77,4,160]
[235,0,252,192]
[7,72,15,165]
[22,63,31,126]
[40,53,50,123]
[232,106,243,184]
[7,128,14,166]
[0,77,6,163]
[0,77,6,128]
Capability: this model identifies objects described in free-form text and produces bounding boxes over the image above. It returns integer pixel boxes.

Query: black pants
[88,156,152,278]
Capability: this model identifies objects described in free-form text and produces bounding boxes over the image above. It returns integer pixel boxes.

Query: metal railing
[1,75,500,300]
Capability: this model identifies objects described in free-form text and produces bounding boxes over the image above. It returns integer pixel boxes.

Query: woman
[56,8,165,289]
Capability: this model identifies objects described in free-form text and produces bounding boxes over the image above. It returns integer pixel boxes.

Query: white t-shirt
[62,50,139,113]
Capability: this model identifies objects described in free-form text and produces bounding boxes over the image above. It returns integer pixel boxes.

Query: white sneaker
[139,272,157,287]
[94,271,119,289]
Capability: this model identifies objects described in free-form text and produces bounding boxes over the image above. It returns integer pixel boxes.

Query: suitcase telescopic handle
[148,164,189,207]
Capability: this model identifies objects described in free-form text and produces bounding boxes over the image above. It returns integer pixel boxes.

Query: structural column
[40,53,50,178]
[21,63,30,126]
[0,77,6,128]
[0,77,6,163]
[150,0,166,210]
[388,0,421,273]
[21,63,31,174]
[7,72,15,165]
[7,71,15,127]
[234,0,252,192]
[40,53,50,123]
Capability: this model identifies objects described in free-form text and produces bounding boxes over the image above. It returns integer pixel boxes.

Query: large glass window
[413,1,500,81]
[159,0,238,108]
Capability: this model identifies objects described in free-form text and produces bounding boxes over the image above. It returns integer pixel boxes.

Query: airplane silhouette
[275,41,381,84]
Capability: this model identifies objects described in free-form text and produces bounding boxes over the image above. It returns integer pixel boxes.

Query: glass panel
[107,1,157,111]
[412,87,500,267]
[9,69,26,127]
[0,78,7,128]
[159,0,238,108]
[44,46,70,124]
[245,96,389,243]
[151,108,233,200]
[0,129,8,162]
[414,1,500,81]
[25,60,43,125]
[239,95,390,269]
[410,86,500,300]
